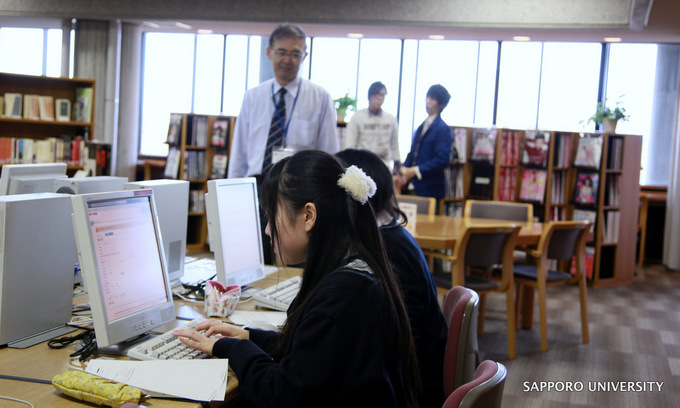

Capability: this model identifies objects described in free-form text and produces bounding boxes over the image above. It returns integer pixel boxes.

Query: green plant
[334,92,357,116]
[587,98,629,125]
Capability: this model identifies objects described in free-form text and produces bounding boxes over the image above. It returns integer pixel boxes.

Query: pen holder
[204,280,240,318]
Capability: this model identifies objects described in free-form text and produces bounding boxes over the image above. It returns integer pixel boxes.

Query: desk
[0,266,300,408]
[413,214,544,251]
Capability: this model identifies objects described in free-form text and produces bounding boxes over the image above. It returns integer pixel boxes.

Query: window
[496,41,543,129]
[309,37,360,107]
[356,38,402,115]
[0,27,62,76]
[193,34,225,115]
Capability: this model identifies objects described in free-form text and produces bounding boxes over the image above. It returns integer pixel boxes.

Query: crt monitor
[70,189,176,351]
[205,177,266,287]
[0,163,68,195]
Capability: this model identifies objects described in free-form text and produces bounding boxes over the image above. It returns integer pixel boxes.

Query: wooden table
[413,214,544,251]
[0,266,300,408]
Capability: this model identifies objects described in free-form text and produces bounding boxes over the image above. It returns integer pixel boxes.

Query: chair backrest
[538,221,591,261]
[465,199,533,222]
[442,286,480,396]
[397,194,436,215]
[443,360,507,408]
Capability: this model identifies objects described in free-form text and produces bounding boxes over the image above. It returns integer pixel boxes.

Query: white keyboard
[252,276,302,311]
[127,317,213,361]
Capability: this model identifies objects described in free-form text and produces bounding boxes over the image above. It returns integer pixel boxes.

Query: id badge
[272,147,296,164]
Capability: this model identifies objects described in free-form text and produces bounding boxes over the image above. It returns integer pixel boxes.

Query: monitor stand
[93,333,158,357]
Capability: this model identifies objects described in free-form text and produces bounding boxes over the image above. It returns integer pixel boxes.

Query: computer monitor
[124,179,189,288]
[205,177,266,287]
[70,189,176,352]
[0,163,68,195]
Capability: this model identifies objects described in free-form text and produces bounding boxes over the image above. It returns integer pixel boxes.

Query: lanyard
[271,81,301,147]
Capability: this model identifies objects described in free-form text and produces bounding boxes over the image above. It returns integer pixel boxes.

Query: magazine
[166,113,183,145]
[574,172,599,205]
[519,169,547,203]
[211,118,230,148]
[470,128,497,163]
[451,127,467,163]
[573,134,603,168]
[522,130,550,167]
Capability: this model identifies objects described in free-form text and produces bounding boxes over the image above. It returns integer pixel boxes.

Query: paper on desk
[229,310,287,327]
[86,359,229,401]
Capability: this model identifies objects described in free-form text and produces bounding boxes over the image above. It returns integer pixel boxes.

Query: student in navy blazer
[400,84,453,200]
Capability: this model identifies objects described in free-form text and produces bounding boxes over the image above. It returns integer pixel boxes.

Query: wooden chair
[513,220,591,352]
[424,224,522,359]
[464,199,533,222]
[396,194,436,215]
[442,360,507,408]
[442,286,480,396]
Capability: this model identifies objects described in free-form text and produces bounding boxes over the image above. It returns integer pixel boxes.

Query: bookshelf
[441,127,471,216]
[441,127,640,287]
[163,113,235,253]
[571,133,642,287]
[0,72,99,174]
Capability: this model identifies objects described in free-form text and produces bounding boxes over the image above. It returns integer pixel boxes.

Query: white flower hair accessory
[337,165,377,205]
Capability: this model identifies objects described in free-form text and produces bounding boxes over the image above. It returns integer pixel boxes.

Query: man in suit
[399,84,453,201]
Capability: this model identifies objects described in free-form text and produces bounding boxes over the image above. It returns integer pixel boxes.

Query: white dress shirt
[228,77,339,178]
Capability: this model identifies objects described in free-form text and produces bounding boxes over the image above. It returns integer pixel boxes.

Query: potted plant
[587,97,629,133]
[334,92,357,122]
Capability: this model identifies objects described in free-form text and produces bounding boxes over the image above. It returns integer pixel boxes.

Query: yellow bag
[52,370,144,407]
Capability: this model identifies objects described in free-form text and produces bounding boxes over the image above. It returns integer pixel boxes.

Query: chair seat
[513,264,573,282]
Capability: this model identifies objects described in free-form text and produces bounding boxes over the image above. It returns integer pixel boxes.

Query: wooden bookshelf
[0,72,97,173]
[163,113,235,253]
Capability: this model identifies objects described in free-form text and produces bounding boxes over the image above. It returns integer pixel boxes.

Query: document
[229,310,287,327]
[86,358,229,401]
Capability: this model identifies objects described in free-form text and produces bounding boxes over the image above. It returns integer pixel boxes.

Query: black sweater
[381,222,448,408]
[213,268,415,408]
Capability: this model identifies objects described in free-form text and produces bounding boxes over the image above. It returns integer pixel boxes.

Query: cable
[48,330,98,361]
[0,396,34,408]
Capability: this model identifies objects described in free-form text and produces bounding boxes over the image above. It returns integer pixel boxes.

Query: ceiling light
[197,29,214,35]
[143,21,160,29]
[604,37,622,42]
[175,22,193,30]
[513,36,531,41]
[347,33,364,38]
[428,34,445,40]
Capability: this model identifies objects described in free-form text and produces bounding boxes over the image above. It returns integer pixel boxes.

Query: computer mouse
[245,321,280,332]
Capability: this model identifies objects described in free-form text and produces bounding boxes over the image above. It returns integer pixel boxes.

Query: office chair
[442,286,480,397]
[396,194,437,215]
[442,360,507,408]
[513,220,591,352]
[464,199,533,222]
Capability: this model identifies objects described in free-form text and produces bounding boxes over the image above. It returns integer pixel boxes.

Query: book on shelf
[23,94,41,120]
[499,129,520,166]
[522,130,550,167]
[165,113,182,145]
[442,200,463,217]
[210,152,229,179]
[0,95,3,117]
[607,136,623,170]
[444,166,465,199]
[570,246,595,279]
[606,174,621,206]
[4,93,22,118]
[55,98,71,122]
[551,171,565,204]
[572,209,596,233]
[39,96,55,121]
[211,118,230,148]
[574,172,599,205]
[183,150,206,179]
[573,134,603,168]
[470,128,497,163]
[187,116,209,147]
[553,132,574,168]
[189,190,205,213]
[603,211,620,244]
[519,168,547,203]
[72,87,93,123]
[450,127,467,163]
[164,146,181,179]
[468,164,494,198]
[498,167,517,201]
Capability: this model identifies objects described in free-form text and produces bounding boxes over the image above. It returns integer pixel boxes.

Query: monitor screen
[205,177,265,287]
[0,163,67,195]
[71,189,175,350]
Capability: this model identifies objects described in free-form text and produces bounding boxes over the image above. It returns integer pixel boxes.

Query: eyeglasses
[274,49,305,61]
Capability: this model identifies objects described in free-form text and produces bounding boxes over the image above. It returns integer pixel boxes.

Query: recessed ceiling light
[513,36,531,41]
[175,22,192,30]
[197,29,213,35]
[348,33,364,38]
[143,21,160,29]
[428,34,445,40]
[604,37,622,42]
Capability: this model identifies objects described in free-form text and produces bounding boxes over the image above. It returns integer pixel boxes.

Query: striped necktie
[263,87,286,173]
